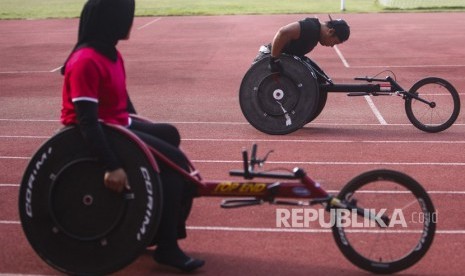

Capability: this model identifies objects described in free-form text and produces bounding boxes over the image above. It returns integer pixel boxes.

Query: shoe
[153,249,205,272]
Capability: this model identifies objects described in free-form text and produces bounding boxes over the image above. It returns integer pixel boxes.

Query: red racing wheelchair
[19,121,436,275]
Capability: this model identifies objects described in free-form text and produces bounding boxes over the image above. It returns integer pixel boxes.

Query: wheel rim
[406,78,460,132]
[333,171,436,273]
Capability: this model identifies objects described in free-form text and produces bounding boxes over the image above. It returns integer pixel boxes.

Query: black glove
[269,56,283,74]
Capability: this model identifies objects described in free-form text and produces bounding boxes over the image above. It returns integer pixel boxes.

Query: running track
[1,13,464,275]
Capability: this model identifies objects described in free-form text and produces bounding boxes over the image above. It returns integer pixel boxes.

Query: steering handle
[354,76,389,82]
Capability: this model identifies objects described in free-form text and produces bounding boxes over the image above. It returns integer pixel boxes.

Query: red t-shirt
[61,47,130,126]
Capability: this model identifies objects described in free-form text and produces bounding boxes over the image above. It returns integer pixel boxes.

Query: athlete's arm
[74,100,128,193]
[270,22,301,58]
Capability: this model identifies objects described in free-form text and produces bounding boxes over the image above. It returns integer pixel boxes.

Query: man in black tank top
[256,17,350,73]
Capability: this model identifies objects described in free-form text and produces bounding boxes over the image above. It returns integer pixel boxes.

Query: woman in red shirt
[61,0,204,272]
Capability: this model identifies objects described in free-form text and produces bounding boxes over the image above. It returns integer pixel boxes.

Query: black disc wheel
[306,90,328,123]
[239,55,320,134]
[19,125,163,275]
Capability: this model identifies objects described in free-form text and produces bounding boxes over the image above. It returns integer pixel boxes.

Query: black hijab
[61,0,135,75]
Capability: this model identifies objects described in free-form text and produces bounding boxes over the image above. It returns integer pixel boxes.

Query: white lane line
[0,118,464,127]
[0,135,50,139]
[352,64,465,68]
[364,95,388,125]
[428,191,465,195]
[193,160,465,166]
[187,226,465,235]
[0,274,54,276]
[0,156,30,160]
[0,220,20,225]
[1,156,464,166]
[0,184,19,187]
[183,138,465,144]
[3,182,464,195]
[50,66,62,72]
[0,221,463,234]
[3,134,465,144]
[332,46,388,126]
[137,17,162,30]
[333,45,350,68]
[3,63,465,74]
[0,70,52,74]
[0,18,162,75]
[0,118,249,124]
[0,118,58,122]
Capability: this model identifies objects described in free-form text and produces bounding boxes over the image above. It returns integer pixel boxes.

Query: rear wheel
[331,170,436,274]
[19,125,163,275]
[239,55,320,135]
[306,89,328,123]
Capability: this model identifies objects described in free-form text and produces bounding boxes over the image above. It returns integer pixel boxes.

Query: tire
[239,54,320,135]
[300,57,329,123]
[405,77,460,133]
[331,169,436,274]
[306,89,328,123]
[19,125,163,275]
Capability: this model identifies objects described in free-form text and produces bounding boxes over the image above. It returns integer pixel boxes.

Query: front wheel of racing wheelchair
[18,124,163,275]
[331,169,436,274]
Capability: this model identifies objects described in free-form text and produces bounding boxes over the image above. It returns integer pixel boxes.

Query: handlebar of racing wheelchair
[229,144,303,180]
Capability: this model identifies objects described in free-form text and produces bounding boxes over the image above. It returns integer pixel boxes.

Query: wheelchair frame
[18,121,437,275]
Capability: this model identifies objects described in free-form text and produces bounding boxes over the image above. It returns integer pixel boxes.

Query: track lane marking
[0,70,53,74]
[0,221,463,235]
[2,182,465,194]
[187,226,465,235]
[352,64,465,68]
[0,184,19,187]
[1,155,464,166]
[190,160,465,166]
[3,63,465,74]
[0,119,58,122]
[334,45,387,125]
[0,118,464,128]
[364,95,388,125]
[137,17,162,30]
[0,18,162,76]
[333,45,350,68]
[3,135,465,144]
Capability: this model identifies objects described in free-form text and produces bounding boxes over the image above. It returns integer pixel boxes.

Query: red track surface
[1,13,465,275]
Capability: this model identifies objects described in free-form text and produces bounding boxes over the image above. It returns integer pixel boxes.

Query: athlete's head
[78,0,135,45]
[320,15,350,47]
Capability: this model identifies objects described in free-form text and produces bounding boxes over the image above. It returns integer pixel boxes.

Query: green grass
[0,0,464,19]
[0,0,85,19]
[134,0,383,16]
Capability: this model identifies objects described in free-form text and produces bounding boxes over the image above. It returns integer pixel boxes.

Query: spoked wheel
[405,77,460,133]
[332,170,436,274]
[239,55,320,135]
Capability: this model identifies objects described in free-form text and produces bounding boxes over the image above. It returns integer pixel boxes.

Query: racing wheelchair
[19,122,436,275]
[239,54,461,134]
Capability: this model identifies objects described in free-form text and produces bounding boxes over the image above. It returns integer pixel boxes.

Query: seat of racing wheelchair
[18,124,163,275]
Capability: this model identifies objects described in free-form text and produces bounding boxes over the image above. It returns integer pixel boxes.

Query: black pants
[129,120,194,244]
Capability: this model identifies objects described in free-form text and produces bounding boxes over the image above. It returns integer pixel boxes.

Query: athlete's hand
[104,168,129,193]
[269,56,283,74]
